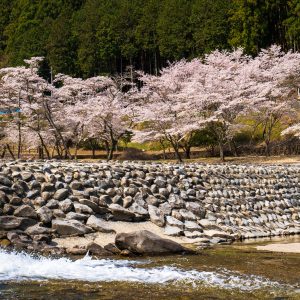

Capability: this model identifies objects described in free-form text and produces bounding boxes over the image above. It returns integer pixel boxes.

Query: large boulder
[115,230,194,255]
[52,219,93,236]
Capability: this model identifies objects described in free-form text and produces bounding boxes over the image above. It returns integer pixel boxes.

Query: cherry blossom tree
[247,45,300,155]
[0,57,53,158]
[133,60,201,162]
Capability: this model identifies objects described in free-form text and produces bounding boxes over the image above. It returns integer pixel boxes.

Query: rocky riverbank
[0,160,300,256]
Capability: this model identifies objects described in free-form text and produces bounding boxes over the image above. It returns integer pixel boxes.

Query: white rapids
[0,249,290,291]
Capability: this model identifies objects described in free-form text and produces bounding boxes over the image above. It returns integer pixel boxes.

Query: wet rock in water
[52,219,93,236]
[115,230,193,255]
[87,242,112,256]
[66,245,87,255]
[86,215,115,233]
[104,243,121,255]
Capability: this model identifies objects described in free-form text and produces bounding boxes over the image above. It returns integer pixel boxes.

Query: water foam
[0,249,289,291]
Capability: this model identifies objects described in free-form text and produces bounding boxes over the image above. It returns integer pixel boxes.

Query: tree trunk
[229,141,238,157]
[55,141,61,158]
[74,143,78,160]
[1,146,7,158]
[43,101,72,159]
[6,144,15,160]
[17,121,21,159]
[184,146,191,159]
[265,141,271,156]
[37,133,50,159]
[219,142,225,162]
[174,146,182,162]
[107,140,117,161]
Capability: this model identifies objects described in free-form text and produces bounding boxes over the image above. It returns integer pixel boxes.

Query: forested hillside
[0,0,299,77]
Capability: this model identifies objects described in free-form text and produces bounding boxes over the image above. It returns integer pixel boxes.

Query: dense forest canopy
[0,0,300,77]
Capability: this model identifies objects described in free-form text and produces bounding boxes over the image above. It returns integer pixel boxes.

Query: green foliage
[229,0,288,55]
[191,0,231,55]
[0,0,298,75]
[157,0,192,60]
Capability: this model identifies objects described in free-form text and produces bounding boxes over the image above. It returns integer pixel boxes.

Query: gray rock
[46,199,59,209]
[128,203,149,217]
[184,220,202,232]
[179,209,197,221]
[37,206,53,224]
[185,202,206,218]
[14,205,37,219]
[53,188,69,201]
[123,196,133,208]
[70,181,83,190]
[164,225,183,236]
[166,216,184,229]
[159,202,172,215]
[146,195,160,206]
[27,190,40,199]
[59,199,74,213]
[74,203,93,215]
[108,204,135,221]
[21,172,34,182]
[168,194,185,209]
[86,215,115,233]
[148,205,165,227]
[12,181,28,196]
[0,216,36,230]
[66,212,88,221]
[41,183,55,193]
[0,176,12,187]
[79,199,106,214]
[52,219,93,236]
[25,223,54,235]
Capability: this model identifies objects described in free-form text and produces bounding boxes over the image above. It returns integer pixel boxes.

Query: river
[0,236,299,300]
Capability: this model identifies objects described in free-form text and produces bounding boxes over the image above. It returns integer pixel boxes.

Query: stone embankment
[0,160,300,255]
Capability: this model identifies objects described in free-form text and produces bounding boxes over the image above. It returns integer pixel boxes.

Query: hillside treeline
[0,0,300,78]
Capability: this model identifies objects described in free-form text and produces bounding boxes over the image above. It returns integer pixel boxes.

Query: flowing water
[0,237,300,300]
